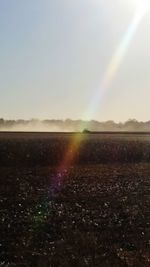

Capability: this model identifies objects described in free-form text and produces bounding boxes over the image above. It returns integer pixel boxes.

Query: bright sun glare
[133,0,150,10]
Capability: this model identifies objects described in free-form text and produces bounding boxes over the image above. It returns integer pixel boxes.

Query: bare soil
[0,133,149,266]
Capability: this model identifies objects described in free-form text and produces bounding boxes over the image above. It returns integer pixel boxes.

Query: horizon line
[0,118,150,124]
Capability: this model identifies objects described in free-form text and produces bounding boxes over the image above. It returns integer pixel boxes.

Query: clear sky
[0,0,150,122]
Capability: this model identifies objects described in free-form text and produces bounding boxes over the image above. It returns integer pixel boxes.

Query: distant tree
[0,118,4,127]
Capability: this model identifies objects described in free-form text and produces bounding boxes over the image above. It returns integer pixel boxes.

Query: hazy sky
[0,0,150,122]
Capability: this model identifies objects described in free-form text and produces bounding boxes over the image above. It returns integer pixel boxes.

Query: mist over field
[0,118,150,132]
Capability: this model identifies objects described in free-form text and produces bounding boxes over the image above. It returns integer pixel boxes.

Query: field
[0,132,150,267]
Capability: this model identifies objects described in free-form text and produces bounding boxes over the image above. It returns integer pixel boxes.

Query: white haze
[0,119,150,132]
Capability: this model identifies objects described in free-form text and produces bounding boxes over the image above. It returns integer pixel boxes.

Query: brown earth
[0,133,150,266]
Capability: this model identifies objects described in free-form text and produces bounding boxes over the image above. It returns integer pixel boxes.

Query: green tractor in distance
[82,128,91,134]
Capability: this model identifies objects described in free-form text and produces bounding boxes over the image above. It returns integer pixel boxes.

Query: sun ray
[83,9,146,121]
[50,7,148,194]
